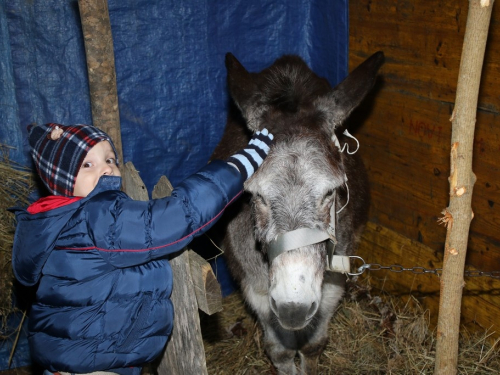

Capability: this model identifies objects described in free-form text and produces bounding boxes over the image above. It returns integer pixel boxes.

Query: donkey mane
[260,56,331,120]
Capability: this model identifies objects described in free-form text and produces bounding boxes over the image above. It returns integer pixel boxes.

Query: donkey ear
[316,51,384,131]
[225,53,264,131]
[225,53,256,110]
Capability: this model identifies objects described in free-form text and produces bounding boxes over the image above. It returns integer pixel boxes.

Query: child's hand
[226,128,274,180]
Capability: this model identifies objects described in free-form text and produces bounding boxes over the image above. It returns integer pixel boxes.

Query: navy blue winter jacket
[11,160,243,374]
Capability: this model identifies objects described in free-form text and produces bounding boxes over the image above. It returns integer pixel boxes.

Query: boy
[11,123,273,374]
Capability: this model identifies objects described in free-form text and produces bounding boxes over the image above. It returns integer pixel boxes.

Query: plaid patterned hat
[28,123,119,196]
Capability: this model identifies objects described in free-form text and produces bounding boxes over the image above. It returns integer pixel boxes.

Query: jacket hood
[11,176,122,286]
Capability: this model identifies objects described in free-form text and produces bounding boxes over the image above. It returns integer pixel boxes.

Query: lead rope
[324,129,361,273]
[336,180,350,214]
[333,129,359,214]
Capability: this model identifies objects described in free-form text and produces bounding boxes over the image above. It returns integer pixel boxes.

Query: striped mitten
[226,128,274,180]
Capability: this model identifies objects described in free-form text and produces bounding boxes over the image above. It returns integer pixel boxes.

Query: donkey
[211,51,384,374]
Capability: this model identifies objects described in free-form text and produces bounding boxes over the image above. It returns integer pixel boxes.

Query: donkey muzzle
[270,299,318,330]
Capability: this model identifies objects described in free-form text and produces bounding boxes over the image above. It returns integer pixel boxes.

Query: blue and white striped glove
[226,128,274,180]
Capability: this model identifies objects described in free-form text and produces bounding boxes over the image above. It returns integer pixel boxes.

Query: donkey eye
[321,189,335,205]
[254,193,268,206]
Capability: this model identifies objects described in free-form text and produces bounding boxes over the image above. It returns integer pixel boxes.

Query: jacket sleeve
[88,160,243,268]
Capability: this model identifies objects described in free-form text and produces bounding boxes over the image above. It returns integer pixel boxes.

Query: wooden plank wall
[349,0,500,334]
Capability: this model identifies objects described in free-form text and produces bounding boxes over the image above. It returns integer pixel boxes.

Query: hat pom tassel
[48,126,64,140]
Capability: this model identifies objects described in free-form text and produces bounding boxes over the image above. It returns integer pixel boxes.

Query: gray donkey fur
[211,51,384,374]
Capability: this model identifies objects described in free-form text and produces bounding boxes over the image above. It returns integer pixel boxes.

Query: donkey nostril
[306,302,318,320]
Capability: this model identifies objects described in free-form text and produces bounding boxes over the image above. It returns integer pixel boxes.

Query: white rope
[331,129,358,214]
[336,174,349,214]
[335,129,360,155]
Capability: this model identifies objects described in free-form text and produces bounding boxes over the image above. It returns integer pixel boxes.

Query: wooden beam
[152,175,174,200]
[188,250,223,315]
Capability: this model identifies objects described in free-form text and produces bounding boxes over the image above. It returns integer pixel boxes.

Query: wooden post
[121,162,149,201]
[153,178,211,375]
[434,1,494,374]
[78,0,123,164]
[78,3,221,372]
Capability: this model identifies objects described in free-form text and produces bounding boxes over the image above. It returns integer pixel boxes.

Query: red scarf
[27,196,83,214]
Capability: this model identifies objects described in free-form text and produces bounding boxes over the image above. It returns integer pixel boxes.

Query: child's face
[73,140,120,197]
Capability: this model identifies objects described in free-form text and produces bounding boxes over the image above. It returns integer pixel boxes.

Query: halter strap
[267,190,350,274]
[268,227,330,264]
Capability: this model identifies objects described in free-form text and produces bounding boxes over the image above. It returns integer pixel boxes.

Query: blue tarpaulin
[1,0,348,189]
[0,0,348,368]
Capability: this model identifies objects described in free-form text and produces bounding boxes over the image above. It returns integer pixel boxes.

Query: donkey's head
[226,52,384,330]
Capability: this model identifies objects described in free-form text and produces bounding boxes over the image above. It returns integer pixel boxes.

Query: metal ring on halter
[346,255,368,276]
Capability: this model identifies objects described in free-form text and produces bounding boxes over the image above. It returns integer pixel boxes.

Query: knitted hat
[28,123,119,196]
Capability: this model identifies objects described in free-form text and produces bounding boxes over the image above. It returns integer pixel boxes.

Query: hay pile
[0,146,34,330]
[202,279,500,374]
